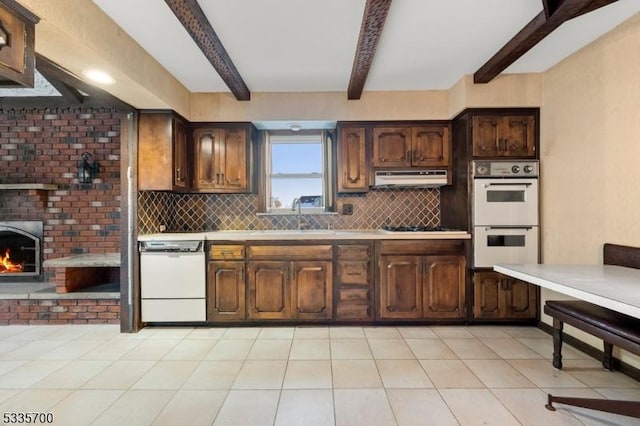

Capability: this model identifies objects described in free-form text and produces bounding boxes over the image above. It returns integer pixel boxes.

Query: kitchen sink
[248,230,336,235]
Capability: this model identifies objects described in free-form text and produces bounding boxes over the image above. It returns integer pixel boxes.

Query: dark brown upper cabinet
[472,115,536,158]
[373,124,451,168]
[412,125,451,167]
[0,1,38,87]
[373,127,412,167]
[337,126,368,193]
[192,124,254,193]
[138,111,190,191]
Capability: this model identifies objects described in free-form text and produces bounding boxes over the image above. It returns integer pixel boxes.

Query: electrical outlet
[159,224,167,232]
[342,204,353,215]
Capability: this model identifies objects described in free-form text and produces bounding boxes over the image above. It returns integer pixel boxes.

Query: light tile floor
[0,324,637,425]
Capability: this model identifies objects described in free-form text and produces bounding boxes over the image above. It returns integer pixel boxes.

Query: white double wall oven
[472,160,539,268]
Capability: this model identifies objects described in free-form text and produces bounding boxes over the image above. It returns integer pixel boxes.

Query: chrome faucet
[292,197,303,230]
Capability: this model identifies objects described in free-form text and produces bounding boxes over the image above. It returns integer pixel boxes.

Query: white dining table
[494,263,640,419]
[494,264,640,318]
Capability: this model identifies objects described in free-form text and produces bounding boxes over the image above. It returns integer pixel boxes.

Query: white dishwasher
[139,240,206,322]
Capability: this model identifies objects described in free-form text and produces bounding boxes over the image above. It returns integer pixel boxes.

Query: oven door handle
[484,226,534,230]
[482,182,533,188]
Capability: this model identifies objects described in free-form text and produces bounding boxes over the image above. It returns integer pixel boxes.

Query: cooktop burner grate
[381,225,458,232]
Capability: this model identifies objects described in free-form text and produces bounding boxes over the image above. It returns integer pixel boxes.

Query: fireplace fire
[0,221,42,280]
[1,249,24,273]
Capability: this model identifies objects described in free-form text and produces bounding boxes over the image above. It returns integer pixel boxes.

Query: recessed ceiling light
[288,123,302,132]
[82,69,116,85]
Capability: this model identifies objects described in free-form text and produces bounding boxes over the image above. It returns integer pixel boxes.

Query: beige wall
[540,13,640,366]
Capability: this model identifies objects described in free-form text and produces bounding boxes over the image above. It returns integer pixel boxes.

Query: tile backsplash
[138,188,440,234]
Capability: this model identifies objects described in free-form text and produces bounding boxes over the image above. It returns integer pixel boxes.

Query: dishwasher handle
[139,241,203,253]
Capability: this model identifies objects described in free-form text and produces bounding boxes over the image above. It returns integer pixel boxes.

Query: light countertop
[138,229,471,242]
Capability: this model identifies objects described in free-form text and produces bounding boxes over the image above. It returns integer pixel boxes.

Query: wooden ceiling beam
[347,0,393,100]
[165,0,250,101]
[474,0,618,84]
[542,0,561,19]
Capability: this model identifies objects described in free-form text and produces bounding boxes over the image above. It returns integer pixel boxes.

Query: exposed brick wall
[0,108,122,280]
[0,299,120,324]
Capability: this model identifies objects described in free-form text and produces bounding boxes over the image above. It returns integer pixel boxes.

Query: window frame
[263,131,332,214]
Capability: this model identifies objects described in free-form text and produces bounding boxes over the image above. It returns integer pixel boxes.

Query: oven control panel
[473,160,538,178]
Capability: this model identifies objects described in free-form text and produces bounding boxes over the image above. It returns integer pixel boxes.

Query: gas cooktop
[379,225,464,233]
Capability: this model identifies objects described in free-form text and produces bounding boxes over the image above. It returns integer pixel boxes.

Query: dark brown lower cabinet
[291,261,333,320]
[247,261,290,320]
[207,261,246,321]
[423,256,466,319]
[379,256,422,319]
[247,259,332,321]
[379,252,466,320]
[334,243,374,321]
[473,271,537,320]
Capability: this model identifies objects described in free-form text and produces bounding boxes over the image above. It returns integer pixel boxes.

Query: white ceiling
[93,0,640,94]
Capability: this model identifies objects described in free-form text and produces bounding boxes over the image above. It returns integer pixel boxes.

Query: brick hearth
[0,299,120,325]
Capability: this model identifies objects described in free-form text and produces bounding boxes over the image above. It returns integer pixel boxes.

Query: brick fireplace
[0,107,123,324]
[0,107,122,283]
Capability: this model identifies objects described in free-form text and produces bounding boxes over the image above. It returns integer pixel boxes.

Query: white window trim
[265,133,326,214]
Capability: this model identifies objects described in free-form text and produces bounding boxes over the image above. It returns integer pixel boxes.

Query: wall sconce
[77,152,99,184]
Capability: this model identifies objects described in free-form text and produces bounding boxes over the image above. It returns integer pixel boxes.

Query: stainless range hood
[373,170,448,188]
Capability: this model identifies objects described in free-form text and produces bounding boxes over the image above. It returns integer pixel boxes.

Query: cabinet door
[471,116,501,157]
[219,127,249,191]
[505,278,537,319]
[372,127,412,167]
[379,256,422,319]
[423,256,465,319]
[502,116,536,157]
[247,261,290,319]
[193,127,250,192]
[207,261,245,321]
[473,271,502,319]
[193,128,219,190]
[291,261,332,320]
[172,117,189,190]
[412,126,450,167]
[138,112,173,190]
[338,127,368,192]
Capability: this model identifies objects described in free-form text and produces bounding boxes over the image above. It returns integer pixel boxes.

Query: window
[265,132,331,213]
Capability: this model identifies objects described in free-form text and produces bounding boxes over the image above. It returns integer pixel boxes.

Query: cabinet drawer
[209,245,245,260]
[336,303,371,320]
[378,240,464,255]
[337,261,369,284]
[248,245,332,260]
[339,288,369,302]
[337,244,370,260]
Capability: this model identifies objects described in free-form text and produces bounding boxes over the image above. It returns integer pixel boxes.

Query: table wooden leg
[551,318,563,369]
[546,394,640,418]
[603,341,614,370]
